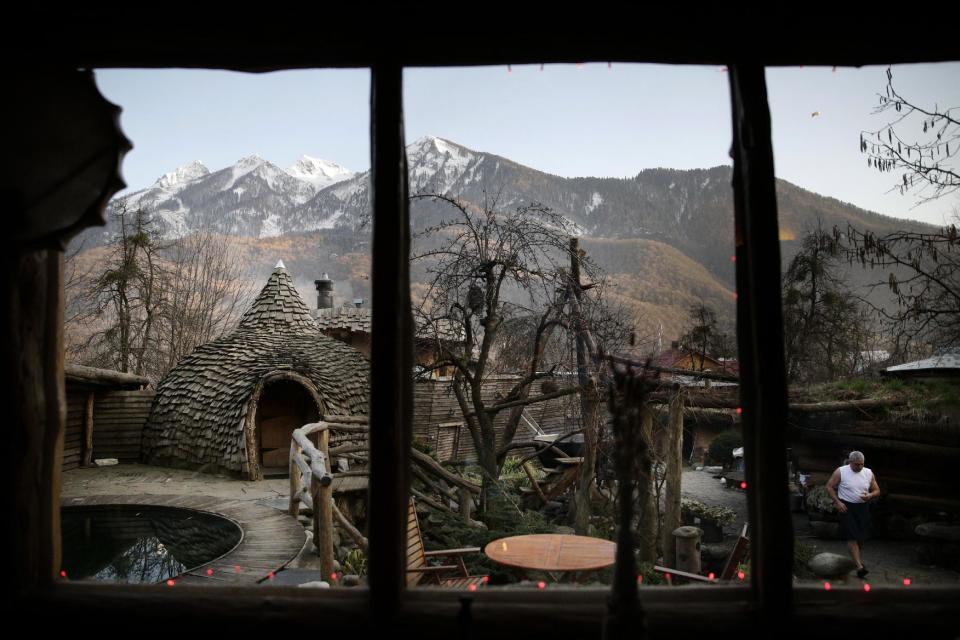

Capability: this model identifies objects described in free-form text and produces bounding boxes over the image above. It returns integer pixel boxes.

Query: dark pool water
[61,505,242,584]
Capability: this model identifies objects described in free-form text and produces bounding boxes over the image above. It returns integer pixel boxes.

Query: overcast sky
[95,61,960,226]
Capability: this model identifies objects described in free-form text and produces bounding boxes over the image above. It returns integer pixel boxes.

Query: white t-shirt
[837,464,874,503]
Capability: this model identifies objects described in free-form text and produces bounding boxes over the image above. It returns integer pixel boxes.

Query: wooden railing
[289,415,369,579]
[289,415,483,579]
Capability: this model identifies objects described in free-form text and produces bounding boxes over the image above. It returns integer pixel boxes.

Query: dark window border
[9,22,960,636]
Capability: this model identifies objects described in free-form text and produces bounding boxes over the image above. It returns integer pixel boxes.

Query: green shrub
[342,548,367,577]
[707,430,743,467]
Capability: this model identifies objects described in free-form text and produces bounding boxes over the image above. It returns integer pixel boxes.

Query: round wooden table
[484,534,616,580]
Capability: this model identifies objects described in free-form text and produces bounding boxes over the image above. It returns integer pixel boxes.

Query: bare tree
[66,207,253,381]
[159,231,254,372]
[67,204,165,376]
[411,193,625,507]
[835,219,960,357]
[783,226,873,382]
[860,67,959,205]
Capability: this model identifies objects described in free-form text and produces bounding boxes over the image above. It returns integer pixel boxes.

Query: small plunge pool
[61,505,242,584]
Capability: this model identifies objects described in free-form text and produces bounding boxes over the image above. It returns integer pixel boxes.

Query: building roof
[313,306,372,333]
[142,263,369,476]
[884,349,960,375]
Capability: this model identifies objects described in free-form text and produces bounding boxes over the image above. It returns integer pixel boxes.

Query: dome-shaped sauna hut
[142,261,369,480]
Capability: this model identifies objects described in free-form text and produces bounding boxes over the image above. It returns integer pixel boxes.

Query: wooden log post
[637,404,658,564]
[673,525,702,575]
[458,486,473,521]
[313,470,335,578]
[7,249,65,589]
[82,391,95,466]
[661,392,684,567]
[289,439,302,518]
[315,426,334,573]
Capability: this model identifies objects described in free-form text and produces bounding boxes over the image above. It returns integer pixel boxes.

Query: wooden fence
[289,415,482,577]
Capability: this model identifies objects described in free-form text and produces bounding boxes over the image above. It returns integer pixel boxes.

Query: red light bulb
[824,581,831,591]
[166,579,175,587]
[482,576,490,584]
[206,568,213,576]
[903,578,912,586]
[708,572,716,581]
[740,481,748,490]
[737,571,745,580]
[468,584,477,592]
[59,570,67,578]
[537,581,546,589]
[863,583,871,592]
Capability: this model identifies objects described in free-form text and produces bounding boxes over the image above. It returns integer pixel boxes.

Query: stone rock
[703,466,723,475]
[554,526,576,535]
[915,523,960,542]
[341,574,361,587]
[808,552,857,578]
[297,581,330,588]
[809,520,840,539]
[94,458,119,466]
[297,515,312,527]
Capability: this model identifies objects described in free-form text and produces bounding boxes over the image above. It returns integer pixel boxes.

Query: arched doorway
[245,372,323,479]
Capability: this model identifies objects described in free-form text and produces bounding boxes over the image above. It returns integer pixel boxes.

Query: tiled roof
[313,306,372,333]
[142,264,369,476]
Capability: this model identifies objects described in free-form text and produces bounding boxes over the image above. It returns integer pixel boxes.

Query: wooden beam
[729,62,793,623]
[7,249,65,590]
[82,391,94,466]
[661,393,684,568]
[367,58,410,620]
[64,363,150,388]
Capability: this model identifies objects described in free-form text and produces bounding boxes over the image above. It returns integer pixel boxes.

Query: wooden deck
[62,493,307,586]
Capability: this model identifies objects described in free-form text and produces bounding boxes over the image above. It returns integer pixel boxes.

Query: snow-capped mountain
[105,153,355,239]
[287,155,355,191]
[91,135,930,286]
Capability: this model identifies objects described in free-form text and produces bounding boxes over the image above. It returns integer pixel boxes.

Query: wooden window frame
[9,27,960,636]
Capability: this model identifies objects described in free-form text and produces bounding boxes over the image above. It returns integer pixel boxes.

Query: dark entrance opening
[255,379,321,477]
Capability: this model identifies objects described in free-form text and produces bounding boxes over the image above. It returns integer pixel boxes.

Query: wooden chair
[654,523,749,584]
[406,497,487,588]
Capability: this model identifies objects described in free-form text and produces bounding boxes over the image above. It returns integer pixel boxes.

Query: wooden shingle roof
[142,263,369,476]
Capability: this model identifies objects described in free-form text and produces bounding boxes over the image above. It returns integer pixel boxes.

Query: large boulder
[808,552,857,578]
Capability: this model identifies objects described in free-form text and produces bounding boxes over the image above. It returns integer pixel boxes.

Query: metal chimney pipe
[314,273,334,309]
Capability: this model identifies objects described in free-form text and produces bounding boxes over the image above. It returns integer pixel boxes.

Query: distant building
[882,348,960,381]
[652,341,739,387]
[311,273,464,377]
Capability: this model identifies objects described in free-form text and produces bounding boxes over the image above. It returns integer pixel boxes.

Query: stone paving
[680,467,960,585]
[61,464,960,586]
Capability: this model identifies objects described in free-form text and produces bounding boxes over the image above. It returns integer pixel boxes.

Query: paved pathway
[62,464,306,585]
[681,468,960,585]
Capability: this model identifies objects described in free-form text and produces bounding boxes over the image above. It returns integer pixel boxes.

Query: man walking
[826,451,880,578]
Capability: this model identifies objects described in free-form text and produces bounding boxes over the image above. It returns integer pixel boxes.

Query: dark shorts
[838,501,871,541]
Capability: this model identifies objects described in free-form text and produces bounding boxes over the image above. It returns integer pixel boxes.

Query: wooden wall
[64,390,88,471]
[62,388,155,470]
[412,377,581,463]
